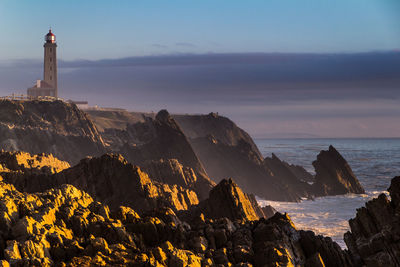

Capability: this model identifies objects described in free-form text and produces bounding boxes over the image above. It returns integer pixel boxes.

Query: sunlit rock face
[198,178,263,222]
[53,154,200,214]
[0,100,106,164]
[312,145,365,196]
[141,158,215,201]
[345,176,400,266]
[0,150,70,192]
[0,150,70,173]
[0,151,199,215]
[0,177,352,266]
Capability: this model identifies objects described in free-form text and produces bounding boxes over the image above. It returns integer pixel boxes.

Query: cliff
[88,110,364,202]
[174,112,263,161]
[0,100,106,164]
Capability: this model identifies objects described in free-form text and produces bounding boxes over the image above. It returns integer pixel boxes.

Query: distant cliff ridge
[0,99,106,164]
[0,100,364,203]
[88,109,365,201]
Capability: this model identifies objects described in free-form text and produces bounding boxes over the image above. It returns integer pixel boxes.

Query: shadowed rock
[174,113,314,201]
[97,110,214,199]
[312,145,365,196]
[344,176,400,266]
[0,100,106,164]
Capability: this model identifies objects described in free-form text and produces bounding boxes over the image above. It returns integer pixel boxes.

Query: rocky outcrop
[0,152,199,215]
[312,145,365,196]
[344,176,400,266]
[97,110,214,200]
[53,154,200,214]
[0,179,352,266]
[0,150,70,193]
[0,150,70,174]
[265,153,315,184]
[88,109,364,202]
[174,112,264,161]
[188,135,313,201]
[141,159,215,200]
[264,153,313,197]
[173,113,315,201]
[197,179,264,222]
[0,100,106,164]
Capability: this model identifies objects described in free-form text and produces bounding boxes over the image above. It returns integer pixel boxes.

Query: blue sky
[0,1,399,138]
[0,0,399,60]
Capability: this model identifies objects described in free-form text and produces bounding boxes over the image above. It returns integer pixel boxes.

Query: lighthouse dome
[45,29,56,43]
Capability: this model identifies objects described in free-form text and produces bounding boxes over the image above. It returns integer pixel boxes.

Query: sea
[255,138,400,249]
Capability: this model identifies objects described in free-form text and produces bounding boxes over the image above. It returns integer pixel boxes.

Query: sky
[0,1,399,138]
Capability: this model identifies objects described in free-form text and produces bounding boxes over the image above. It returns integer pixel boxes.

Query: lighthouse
[27,29,58,98]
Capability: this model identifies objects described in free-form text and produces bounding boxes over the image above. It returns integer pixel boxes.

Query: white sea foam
[257,191,384,248]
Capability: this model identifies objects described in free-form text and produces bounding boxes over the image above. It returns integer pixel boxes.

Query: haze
[0,0,399,138]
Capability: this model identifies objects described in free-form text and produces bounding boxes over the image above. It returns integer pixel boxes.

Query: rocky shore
[0,170,352,266]
[0,147,397,266]
[0,100,387,266]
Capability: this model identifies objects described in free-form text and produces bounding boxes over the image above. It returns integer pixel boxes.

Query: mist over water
[255,138,400,248]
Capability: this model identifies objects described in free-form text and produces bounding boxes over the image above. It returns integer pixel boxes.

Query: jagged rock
[344,176,400,266]
[312,145,365,196]
[174,112,263,161]
[0,174,352,266]
[93,109,215,199]
[53,154,200,214]
[198,179,261,222]
[0,152,199,216]
[264,153,313,198]
[0,150,70,173]
[174,113,313,202]
[141,158,215,200]
[0,150,70,192]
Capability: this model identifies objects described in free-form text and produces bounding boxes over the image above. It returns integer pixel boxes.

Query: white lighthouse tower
[27,29,58,98]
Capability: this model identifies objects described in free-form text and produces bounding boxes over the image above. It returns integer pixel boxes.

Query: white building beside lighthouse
[27,29,58,98]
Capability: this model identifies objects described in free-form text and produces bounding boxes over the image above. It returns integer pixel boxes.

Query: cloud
[175,42,196,47]
[151,44,168,49]
[1,52,399,137]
